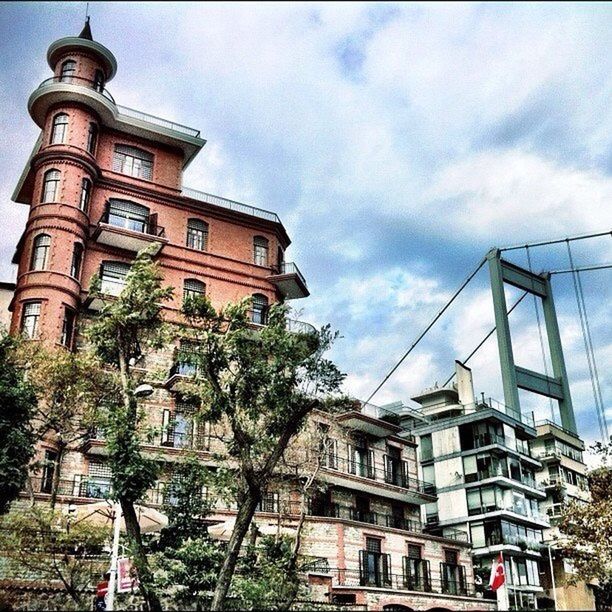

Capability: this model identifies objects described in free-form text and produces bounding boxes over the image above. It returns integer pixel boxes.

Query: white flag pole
[495,552,510,611]
[106,500,122,612]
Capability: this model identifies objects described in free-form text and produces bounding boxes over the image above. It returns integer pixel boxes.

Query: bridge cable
[364,257,487,405]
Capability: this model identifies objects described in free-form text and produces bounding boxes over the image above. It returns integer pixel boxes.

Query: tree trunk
[121,497,163,612]
[210,490,260,611]
[49,442,65,509]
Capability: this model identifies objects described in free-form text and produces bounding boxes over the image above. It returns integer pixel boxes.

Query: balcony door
[384,445,404,486]
[403,544,430,591]
[359,537,390,587]
[348,440,374,479]
[441,550,466,595]
[107,199,150,233]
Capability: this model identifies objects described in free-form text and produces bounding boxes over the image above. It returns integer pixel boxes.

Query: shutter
[72,474,82,497]
[424,560,432,591]
[368,449,376,479]
[382,553,391,585]
[359,550,366,586]
[161,409,170,445]
[401,460,409,488]
[383,454,389,482]
[347,444,355,474]
[149,212,158,235]
[460,565,467,594]
[402,556,409,588]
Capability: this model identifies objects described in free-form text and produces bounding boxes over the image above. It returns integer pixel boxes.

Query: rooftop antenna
[85,1,90,20]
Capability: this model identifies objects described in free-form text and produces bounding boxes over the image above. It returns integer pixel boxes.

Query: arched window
[100,261,131,296]
[112,145,153,180]
[107,199,150,233]
[87,123,98,154]
[183,278,206,303]
[253,236,269,266]
[60,307,76,348]
[251,293,268,325]
[59,59,76,82]
[41,169,60,203]
[80,178,92,212]
[21,301,41,339]
[71,243,84,279]
[93,69,105,93]
[186,218,208,251]
[50,113,68,144]
[30,234,51,271]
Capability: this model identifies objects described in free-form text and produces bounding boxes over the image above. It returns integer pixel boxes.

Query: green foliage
[0,332,36,514]
[558,440,612,589]
[0,506,109,605]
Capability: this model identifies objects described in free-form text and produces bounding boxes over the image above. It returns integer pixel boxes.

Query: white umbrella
[70,500,168,534]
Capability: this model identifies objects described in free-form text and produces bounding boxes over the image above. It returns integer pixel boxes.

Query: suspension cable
[550,262,612,275]
[442,291,529,387]
[566,240,608,441]
[364,257,487,404]
[500,229,611,252]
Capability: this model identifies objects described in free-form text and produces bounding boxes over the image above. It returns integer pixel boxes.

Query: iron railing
[160,429,210,451]
[98,208,166,237]
[116,104,201,138]
[307,504,422,533]
[270,261,308,289]
[35,75,115,103]
[182,186,281,224]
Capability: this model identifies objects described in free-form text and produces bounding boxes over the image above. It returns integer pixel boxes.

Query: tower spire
[78,15,93,40]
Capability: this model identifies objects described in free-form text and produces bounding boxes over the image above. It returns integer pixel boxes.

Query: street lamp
[106,382,155,611]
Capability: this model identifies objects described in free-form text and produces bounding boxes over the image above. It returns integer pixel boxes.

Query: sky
[1,2,610,454]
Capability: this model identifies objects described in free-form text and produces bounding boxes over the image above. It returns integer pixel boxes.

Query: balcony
[92,208,167,254]
[336,411,402,438]
[164,359,198,389]
[319,454,436,504]
[310,504,422,533]
[267,262,309,299]
[160,428,209,452]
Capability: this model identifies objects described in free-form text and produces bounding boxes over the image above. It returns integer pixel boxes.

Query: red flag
[489,552,505,591]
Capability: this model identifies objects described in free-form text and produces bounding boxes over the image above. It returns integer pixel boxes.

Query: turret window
[112,145,153,181]
[93,69,105,93]
[87,123,98,154]
[253,236,269,266]
[42,169,60,203]
[100,261,131,296]
[183,279,206,303]
[60,308,76,348]
[80,179,92,212]
[251,293,269,325]
[21,302,41,339]
[30,234,51,271]
[186,219,208,251]
[50,113,68,145]
[71,243,84,279]
[59,60,76,82]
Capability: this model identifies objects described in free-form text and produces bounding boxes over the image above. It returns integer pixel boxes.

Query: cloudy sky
[1,2,610,451]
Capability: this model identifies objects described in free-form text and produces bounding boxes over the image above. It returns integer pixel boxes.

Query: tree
[0,331,36,515]
[0,506,108,607]
[17,345,117,508]
[86,244,173,612]
[558,440,612,606]
[179,295,346,610]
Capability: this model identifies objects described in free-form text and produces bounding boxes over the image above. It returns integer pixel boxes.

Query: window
[30,234,51,270]
[183,278,205,303]
[186,218,208,251]
[41,450,58,494]
[21,302,41,339]
[59,60,76,82]
[403,545,430,591]
[360,538,390,587]
[42,169,60,203]
[258,491,280,513]
[93,69,105,92]
[85,460,112,499]
[251,293,268,325]
[253,236,269,266]
[80,178,92,212]
[87,123,98,154]
[61,308,76,347]
[106,199,150,233]
[71,243,83,279]
[112,145,153,180]
[100,261,130,296]
[420,434,433,461]
[50,113,69,144]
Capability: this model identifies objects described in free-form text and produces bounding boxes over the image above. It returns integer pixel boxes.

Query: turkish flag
[489,553,506,591]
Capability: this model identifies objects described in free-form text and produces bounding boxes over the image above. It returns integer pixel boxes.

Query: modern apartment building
[392,363,550,611]
[532,421,595,610]
[6,22,495,611]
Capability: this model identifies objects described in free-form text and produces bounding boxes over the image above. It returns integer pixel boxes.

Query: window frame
[30,233,51,271]
[21,301,42,339]
[60,307,76,348]
[100,261,131,296]
[42,169,60,203]
[86,122,98,154]
[50,113,69,145]
[183,278,206,303]
[112,144,154,181]
[80,178,92,212]
[71,242,84,279]
[186,218,209,251]
[59,59,76,82]
[251,293,269,325]
[253,235,269,267]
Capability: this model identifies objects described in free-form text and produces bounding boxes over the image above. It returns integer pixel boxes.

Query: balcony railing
[310,504,422,533]
[160,429,209,451]
[116,105,201,138]
[271,262,308,287]
[322,454,436,495]
[182,187,281,224]
[99,209,166,238]
[35,75,115,104]
[324,568,477,597]
[465,468,545,492]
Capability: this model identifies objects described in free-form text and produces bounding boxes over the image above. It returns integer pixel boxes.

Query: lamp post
[106,383,154,611]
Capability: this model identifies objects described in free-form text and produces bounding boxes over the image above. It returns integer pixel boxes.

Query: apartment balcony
[464,469,547,498]
[310,503,423,534]
[92,209,167,254]
[267,262,309,299]
[27,476,112,501]
[336,410,402,438]
[319,454,436,504]
[163,359,198,389]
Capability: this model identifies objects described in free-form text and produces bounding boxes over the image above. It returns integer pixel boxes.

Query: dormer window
[50,113,68,145]
[59,60,76,82]
[253,236,269,266]
[112,145,153,181]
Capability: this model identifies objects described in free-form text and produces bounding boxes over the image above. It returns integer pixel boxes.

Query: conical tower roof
[78,17,93,41]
